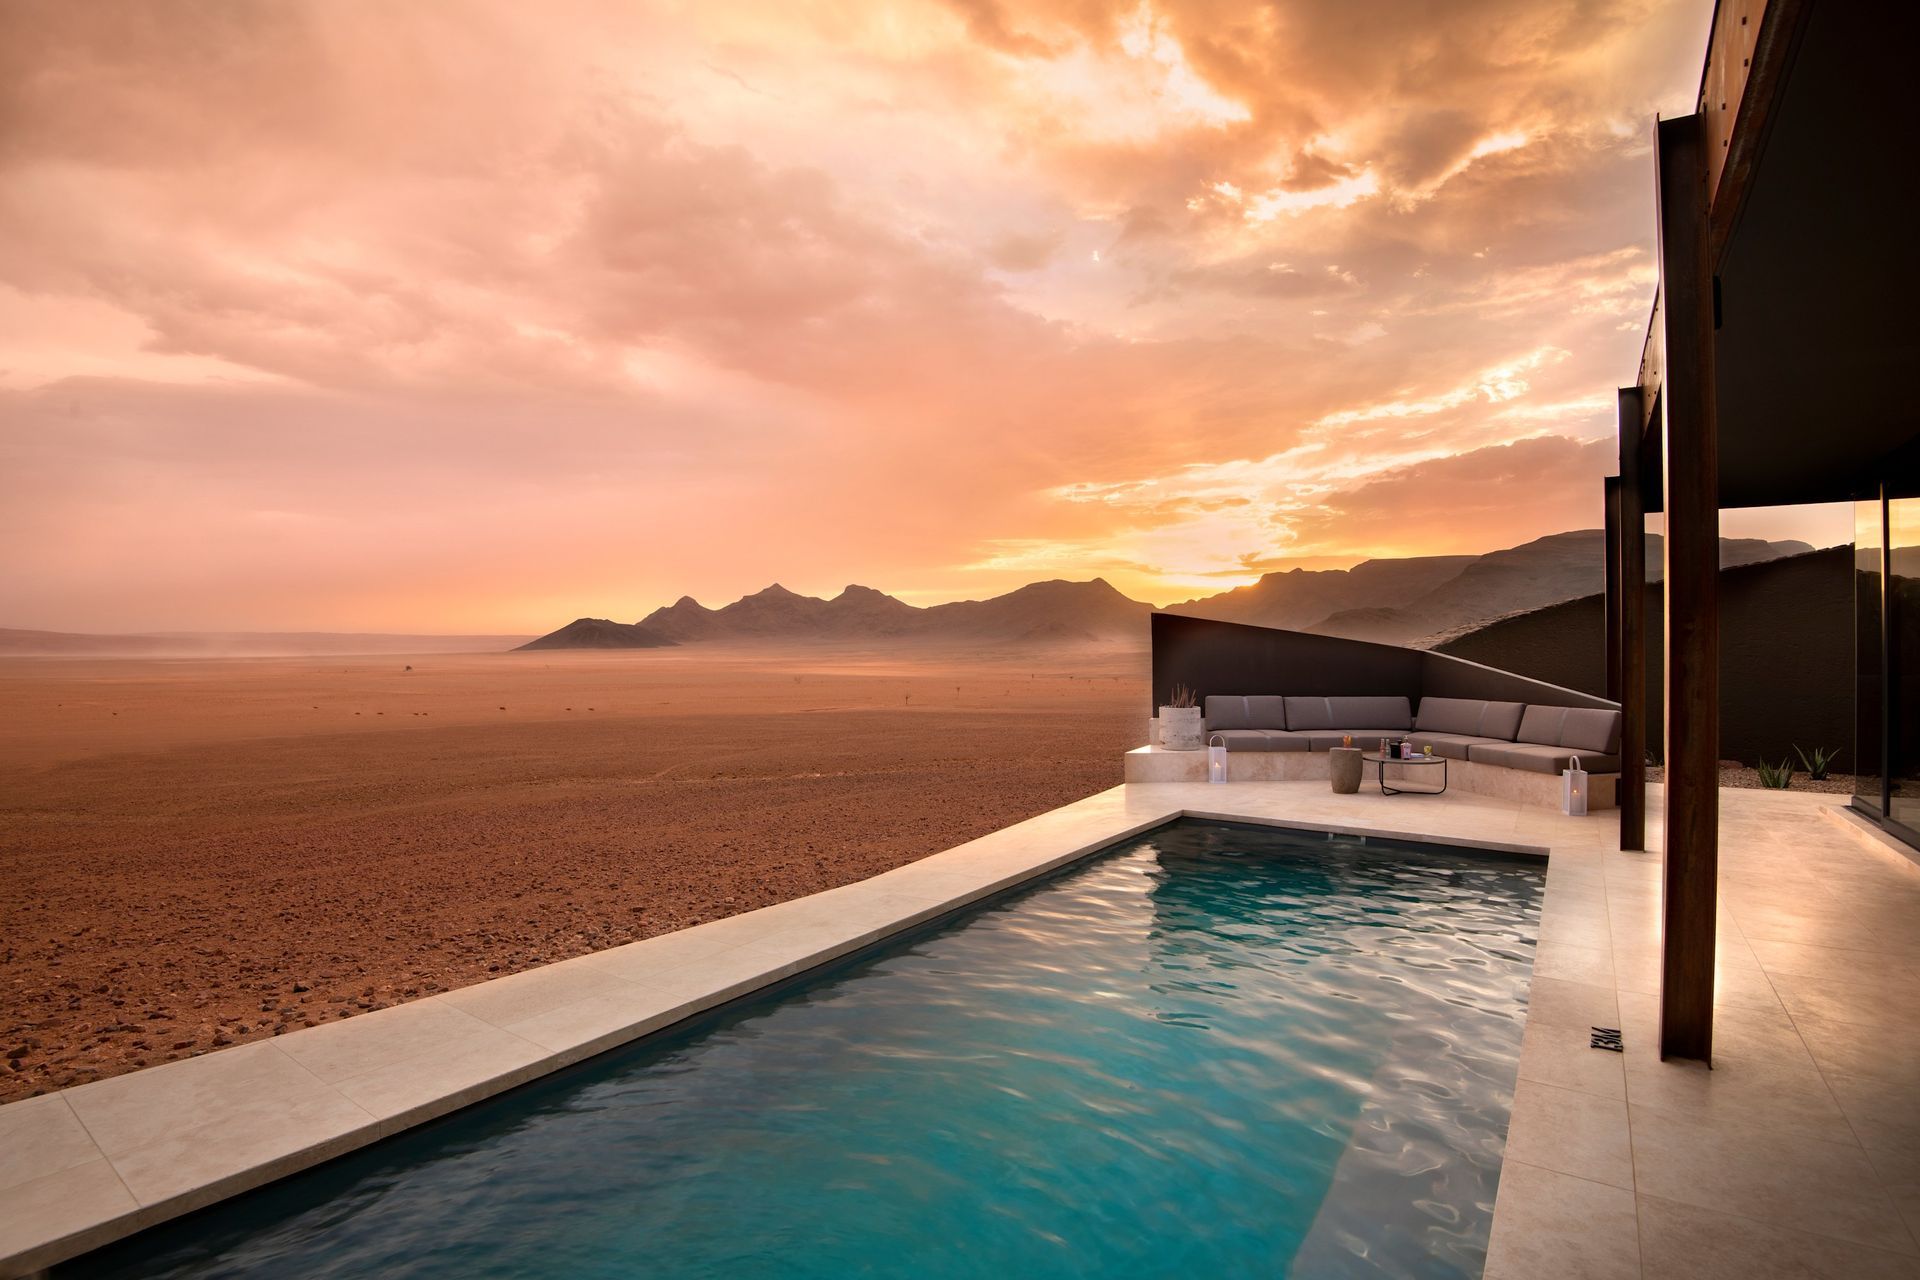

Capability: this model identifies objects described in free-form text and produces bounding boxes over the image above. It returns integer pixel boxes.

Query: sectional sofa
[1126,693,1623,808]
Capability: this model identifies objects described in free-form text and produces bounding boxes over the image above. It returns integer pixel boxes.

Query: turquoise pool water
[67,820,1544,1279]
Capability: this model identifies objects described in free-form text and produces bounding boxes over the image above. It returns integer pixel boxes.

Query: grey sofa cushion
[1469,741,1621,775]
[1246,696,1288,729]
[1478,700,1527,741]
[1407,731,1499,761]
[1210,729,1309,753]
[1413,696,1484,736]
[1210,729,1276,752]
[1515,705,1570,746]
[1515,704,1623,756]
[1204,696,1251,730]
[1287,695,1410,732]
[1560,708,1622,755]
[1328,696,1411,730]
[1306,730,1405,751]
[1205,695,1289,731]
[1283,696,1333,730]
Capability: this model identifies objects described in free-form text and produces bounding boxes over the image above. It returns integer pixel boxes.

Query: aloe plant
[1756,757,1794,789]
[1793,744,1839,781]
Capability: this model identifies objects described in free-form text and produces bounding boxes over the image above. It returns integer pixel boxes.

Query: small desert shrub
[1794,744,1839,781]
[1165,684,1200,709]
[1756,758,1794,789]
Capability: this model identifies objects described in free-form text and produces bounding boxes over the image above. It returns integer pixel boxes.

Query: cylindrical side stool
[1328,747,1362,795]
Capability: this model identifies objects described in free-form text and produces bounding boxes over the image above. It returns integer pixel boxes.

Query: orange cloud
[0,0,1713,630]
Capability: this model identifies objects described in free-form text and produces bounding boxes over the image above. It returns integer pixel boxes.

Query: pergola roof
[1631,1,1920,512]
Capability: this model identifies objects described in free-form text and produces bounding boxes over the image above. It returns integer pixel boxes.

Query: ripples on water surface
[71,820,1544,1280]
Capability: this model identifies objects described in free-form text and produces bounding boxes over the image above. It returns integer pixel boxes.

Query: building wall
[1149,612,1614,721]
[1436,548,1852,767]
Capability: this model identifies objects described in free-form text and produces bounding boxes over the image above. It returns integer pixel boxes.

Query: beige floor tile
[1484,1161,1640,1280]
[275,999,510,1085]
[0,1159,139,1272]
[1794,1015,1920,1085]
[1525,977,1621,1034]
[497,986,693,1059]
[69,1043,374,1209]
[1623,1052,1851,1145]
[1737,908,1881,949]
[439,955,634,1030]
[62,1042,359,1165]
[1865,1148,1920,1251]
[1533,941,1617,988]
[1774,974,1920,1033]
[1535,909,1616,950]
[331,1017,548,1125]
[1747,941,1918,986]
[1517,1020,1626,1100]
[1636,1193,1919,1280]
[1825,1074,1920,1153]
[1505,1079,1634,1189]
[0,1094,100,1194]
[1614,992,1816,1070]
[1629,1103,1917,1254]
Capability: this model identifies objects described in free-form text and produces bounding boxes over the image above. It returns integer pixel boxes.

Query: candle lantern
[1208,734,1229,784]
[1562,755,1589,816]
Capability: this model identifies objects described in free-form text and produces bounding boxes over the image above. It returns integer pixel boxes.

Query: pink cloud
[0,0,1714,630]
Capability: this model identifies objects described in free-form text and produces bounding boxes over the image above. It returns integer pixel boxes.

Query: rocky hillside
[518,531,1816,651]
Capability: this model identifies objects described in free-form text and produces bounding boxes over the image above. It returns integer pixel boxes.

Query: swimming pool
[66,820,1544,1279]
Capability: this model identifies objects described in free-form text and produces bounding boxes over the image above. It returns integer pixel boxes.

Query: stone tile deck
[1,781,1915,1277]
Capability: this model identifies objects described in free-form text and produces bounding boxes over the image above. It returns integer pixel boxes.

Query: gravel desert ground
[0,642,1146,1103]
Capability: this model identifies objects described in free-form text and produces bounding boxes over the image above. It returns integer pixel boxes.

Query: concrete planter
[1158,705,1205,751]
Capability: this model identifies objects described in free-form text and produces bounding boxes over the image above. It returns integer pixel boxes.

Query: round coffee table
[1362,751,1448,796]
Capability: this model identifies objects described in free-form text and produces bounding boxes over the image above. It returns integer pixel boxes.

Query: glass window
[1855,496,1885,815]
[1888,496,1920,835]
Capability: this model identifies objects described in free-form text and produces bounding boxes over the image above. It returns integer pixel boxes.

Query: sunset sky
[0,0,1847,633]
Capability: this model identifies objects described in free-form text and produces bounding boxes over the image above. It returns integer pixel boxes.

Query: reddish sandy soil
[0,642,1147,1102]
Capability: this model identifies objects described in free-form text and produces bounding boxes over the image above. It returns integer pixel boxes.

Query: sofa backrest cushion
[1560,707,1622,755]
[1516,704,1569,747]
[1282,696,1331,730]
[1415,697,1485,736]
[1478,700,1527,741]
[1245,696,1288,729]
[1328,695,1412,730]
[1204,696,1249,730]
[1514,704,1623,755]
[1205,696,1288,730]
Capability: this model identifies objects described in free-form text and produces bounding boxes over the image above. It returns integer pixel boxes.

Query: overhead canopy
[1633,1,1920,511]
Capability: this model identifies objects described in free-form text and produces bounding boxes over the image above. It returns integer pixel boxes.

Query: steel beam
[1655,113,1720,1064]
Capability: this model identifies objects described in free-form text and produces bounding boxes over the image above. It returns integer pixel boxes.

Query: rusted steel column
[1617,389,1648,853]
[1654,113,1719,1064]
[1605,475,1623,705]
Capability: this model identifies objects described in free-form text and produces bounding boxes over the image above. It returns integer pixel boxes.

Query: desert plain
[0,642,1146,1103]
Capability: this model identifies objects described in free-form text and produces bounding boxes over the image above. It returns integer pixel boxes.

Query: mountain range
[521,529,1817,652]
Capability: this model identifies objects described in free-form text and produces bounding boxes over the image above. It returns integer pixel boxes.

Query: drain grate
[1590,1026,1624,1052]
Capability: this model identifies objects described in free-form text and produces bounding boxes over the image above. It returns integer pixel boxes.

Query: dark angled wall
[1150,612,1615,719]
[1435,547,1852,767]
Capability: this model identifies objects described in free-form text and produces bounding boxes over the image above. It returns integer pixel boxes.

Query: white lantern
[1563,755,1589,816]
[1208,734,1229,784]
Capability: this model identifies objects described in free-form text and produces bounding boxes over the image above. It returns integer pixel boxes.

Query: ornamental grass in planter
[1159,684,1204,751]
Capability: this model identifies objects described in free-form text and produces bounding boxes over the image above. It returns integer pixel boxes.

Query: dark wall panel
[1149,613,1422,713]
[1149,612,1613,718]
[1437,548,1852,766]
